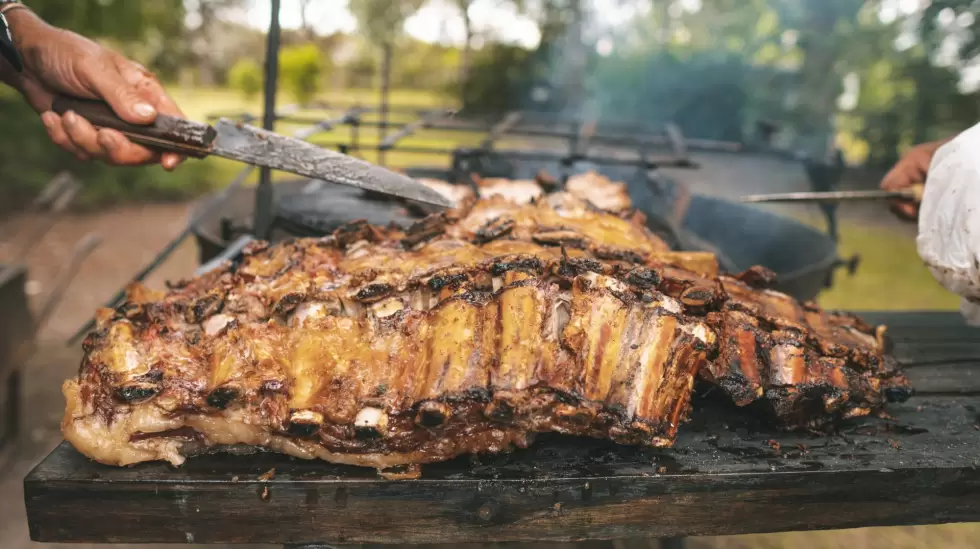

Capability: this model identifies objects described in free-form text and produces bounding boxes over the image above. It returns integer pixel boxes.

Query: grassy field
[170,87,511,184]
[808,218,959,312]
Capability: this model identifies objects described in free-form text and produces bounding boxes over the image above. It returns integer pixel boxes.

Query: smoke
[518,1,748,141]
[518,0,845,162]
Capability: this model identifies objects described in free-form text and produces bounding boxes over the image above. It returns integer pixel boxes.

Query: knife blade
[51,95,455,209]
[740,184,924,204]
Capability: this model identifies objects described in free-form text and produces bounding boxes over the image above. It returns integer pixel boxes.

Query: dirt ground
[0,198,967,549]
[0,203,200,343]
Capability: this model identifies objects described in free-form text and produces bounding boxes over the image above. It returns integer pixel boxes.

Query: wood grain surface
[24,311,980,545]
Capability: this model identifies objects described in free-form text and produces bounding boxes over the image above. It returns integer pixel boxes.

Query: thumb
[85,59,157,125]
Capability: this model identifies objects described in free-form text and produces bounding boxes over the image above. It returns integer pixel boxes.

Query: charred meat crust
[66,254,716,468]
[63,192,910,470]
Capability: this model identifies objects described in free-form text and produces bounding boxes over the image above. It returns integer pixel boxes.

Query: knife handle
[51,94,217,159]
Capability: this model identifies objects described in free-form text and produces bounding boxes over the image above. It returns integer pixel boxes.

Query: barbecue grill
[188,104,849,303]
[41,5,977,549]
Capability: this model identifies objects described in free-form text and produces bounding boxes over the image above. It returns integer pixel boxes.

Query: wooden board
[24,311,980,545]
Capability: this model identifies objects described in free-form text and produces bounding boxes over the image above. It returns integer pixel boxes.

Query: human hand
[3,8,184,169]
[880,139,950,220]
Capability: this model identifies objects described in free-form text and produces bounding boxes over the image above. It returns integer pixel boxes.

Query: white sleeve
[916,123,980,325]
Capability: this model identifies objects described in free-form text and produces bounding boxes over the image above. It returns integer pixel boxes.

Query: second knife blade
[740,186,922,204]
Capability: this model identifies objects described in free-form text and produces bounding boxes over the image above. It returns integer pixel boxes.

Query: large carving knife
[740,184,924,204]
[51,95,455,208]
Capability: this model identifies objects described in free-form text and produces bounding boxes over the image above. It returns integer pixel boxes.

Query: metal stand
[378,43,392,167]
[254,0,282,241]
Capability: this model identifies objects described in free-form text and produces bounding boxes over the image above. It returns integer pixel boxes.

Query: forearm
[4,6,50,53]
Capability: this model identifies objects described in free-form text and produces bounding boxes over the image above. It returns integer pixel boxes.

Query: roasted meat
[416,178,476,205]
[418,170,632,213]
[476,177,545,204]
[61,192,911,470]
[63,233,717,468]
[704,272,911,428]
[563,171,633,212]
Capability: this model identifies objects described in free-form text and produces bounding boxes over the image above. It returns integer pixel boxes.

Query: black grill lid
[275,184,416,237]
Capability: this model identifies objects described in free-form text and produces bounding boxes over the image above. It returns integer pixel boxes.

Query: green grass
[168,87,521,187]
[171,86,457,120]
[783,214,961,312]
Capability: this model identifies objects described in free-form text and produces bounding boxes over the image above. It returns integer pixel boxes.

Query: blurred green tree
[228,58,263,101]
[348,0,426,48]
[28,0,185,42]
[185,0,250,85]
[602,0,980,168]
[452,0,476,91]
[280,44,325,105]
[349,0,426,163]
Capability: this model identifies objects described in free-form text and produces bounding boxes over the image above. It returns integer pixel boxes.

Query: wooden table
[24,311,980,546]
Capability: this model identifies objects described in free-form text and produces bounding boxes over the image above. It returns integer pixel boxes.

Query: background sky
[242,0,543,48]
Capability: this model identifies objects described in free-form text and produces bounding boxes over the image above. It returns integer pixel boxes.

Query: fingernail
[63,111,77,127]
[162,154,183,171]
[134,103,156,118]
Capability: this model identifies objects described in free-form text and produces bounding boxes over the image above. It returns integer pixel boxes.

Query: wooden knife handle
[51,95,217,159]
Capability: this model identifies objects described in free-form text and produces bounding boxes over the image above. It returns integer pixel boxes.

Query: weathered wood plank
[889,342,980,368]
[906,364,980,394]
[24,311,980,544]
[24,464,980,544]
[25,395,980,544]
[857,311,970,329]
[855,311,980,369]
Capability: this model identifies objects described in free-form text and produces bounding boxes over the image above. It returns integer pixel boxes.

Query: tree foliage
[348,0,426,46]
[6,0,980,209]
[460,44,540,113]
[576,0,980,167]
[28,0,185,42]
[280,44,325,105]
[228,58,263,100]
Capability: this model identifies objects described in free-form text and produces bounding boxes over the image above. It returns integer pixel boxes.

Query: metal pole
[378,42,392,167]
[254,0,282,240]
